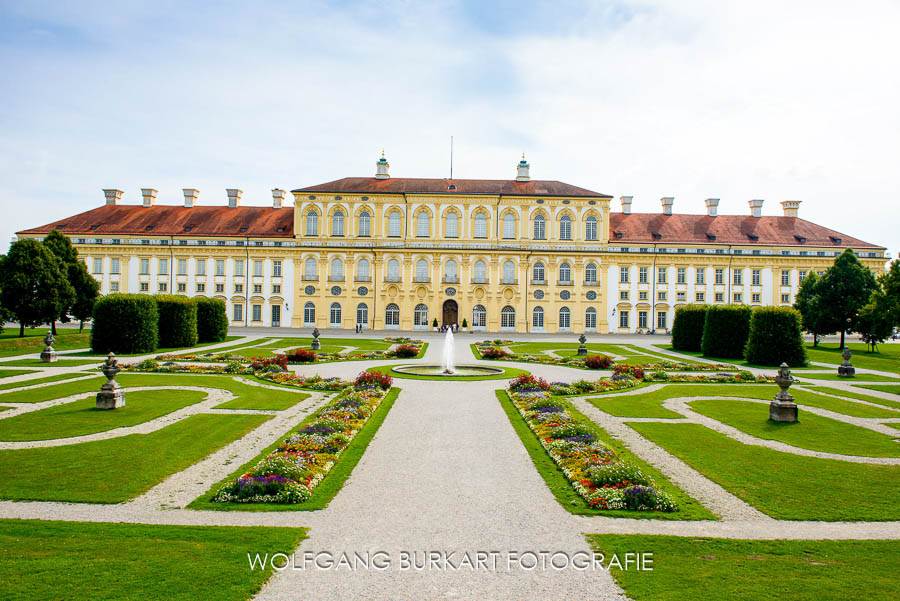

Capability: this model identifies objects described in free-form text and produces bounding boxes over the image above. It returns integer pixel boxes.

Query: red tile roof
[17,205,294,238]
[294,177,611,198]
[609,213,882,248]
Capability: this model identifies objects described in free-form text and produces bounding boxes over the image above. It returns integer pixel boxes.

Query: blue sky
[1,0,898,259]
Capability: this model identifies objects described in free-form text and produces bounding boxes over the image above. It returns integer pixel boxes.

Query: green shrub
[744,306,807,367]
[671,304,708,351]
[701,304,753,359]
[195,297,228,342]
[155,295,198,349]
[91,294,158,354]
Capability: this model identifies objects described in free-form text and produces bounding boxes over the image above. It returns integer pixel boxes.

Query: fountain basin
[392,364,504,377]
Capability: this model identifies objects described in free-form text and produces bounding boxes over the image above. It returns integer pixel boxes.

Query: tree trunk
[79,320,84,332]
[813,333,819,347]
[840,329,846,349]
[19,322,24,337]
[51,321,57,336]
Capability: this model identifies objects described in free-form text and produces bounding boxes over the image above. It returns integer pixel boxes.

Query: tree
[814,249,878,349]
[42,230,97,334]
[878,259,900,330]
[0,239,74,337]
[855,291,894,352]
[793,272,833,346]
[0,255,12,334]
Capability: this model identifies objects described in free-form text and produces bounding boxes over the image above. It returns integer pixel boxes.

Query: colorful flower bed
[157,338,425,364]
[213,378,392,504]
[507,385,677,512]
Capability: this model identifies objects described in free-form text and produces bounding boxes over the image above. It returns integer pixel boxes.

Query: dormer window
[89,225,99,230]
[706,233,717,241]
[448,184,457,191]
[145,226,154,231]
[830,236,842,244]
[184,226,193,232]
[55,224,65,229]
[794,235,806,243]
[748,234,759,241]
[276,227,285,233]
[614,232,623,239]
[652,232,662,240]
[240,227,248,233]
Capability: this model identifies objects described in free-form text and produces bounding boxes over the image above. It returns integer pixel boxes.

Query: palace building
[17,154,886,334]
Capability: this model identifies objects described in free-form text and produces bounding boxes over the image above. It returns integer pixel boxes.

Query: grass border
[367,364,529,381]
[188,387,400,512]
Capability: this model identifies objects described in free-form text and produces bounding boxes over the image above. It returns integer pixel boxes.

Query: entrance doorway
[442,299,458,326]
[271,305,281,328]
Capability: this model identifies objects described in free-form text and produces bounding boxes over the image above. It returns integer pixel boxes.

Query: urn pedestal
[576,333,588,356]
[837,348,855,377]
[96,353,126,410]
[40,332,58,363]
[769,363,798,423]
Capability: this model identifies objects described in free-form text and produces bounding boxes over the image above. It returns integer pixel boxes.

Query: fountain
[442,328,456,374]
[391,329,503,378]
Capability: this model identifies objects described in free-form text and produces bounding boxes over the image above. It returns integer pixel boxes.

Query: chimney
[227,188,243,209]
[375,150,390,180]
[620,195,633,215]
[748,199,764,218]
[183,188,199,208]
[103,189,123,206]
[781,200,801,217]
[704,198,720,217]
[516,153,530,182]
[141,188,157,208]
[272,188,286,209]
[660,196,674,216]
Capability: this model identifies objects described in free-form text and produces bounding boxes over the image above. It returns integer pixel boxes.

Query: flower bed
[158,338,425,364]
[507,386,677,512]
[212,383,390,504]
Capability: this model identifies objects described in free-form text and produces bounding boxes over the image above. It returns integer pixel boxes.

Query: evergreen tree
[0,254,12,333]
[793,272,832,346]
[814,249,878,348]
[879,259,900,330]
[856,290,894,352]
[42,230,97,333]
[0,239,74,337]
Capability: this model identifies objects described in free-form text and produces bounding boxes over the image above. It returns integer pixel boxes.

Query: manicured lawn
[67,336,245,358]
[689,398,900,457]
[805,385,900,410]
[0,375,106,403]
[496,390,715,520]
[857,384,900,397]
[806,343,900,374]
[367,364,528,381]
[0,369,36,379]
[0,358,102,367]
[190,388,400,511]
[0,372,90,392]
[0,519,306,601]
[0,389,208,441]
[0,413,270,502]
[217,390,310,410]
[796,372,900,382]
[789,388,900,418]
[586,534,900,601]
[628,422,900,520]
[0,330,91,358]
[653,344,819,370]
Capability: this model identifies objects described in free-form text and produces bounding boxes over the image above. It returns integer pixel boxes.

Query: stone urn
[311,327,321,350]
[837,347,855,377]
[577,333,588,356]
[40,331,58,363]
[96,352,126,409]
[770,363,798,422]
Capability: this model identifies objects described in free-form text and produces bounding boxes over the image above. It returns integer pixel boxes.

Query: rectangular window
[733,271,742,286]
[676,291,686,301]
[781,293,790,303]
[502,216,515,239]
[781,270,790,286]
[252,304,262,322]
[197,260,207,276]
[657,291,667,301]
[799,270,807,282]
[733,292,743,303]
[752,269,761,286]
[235,260,244,276]
[158,258,168,275]
[158,282,167,292]
[696,269,705,285]
[177,259,187,275]
[620,267,629,283]
[619,310,629,329]
[110,258,120,274]
[272,284,281,294]
[139,259,149,275]
[196,283,205,293]
[253,284,262,294]
[216,260,226,276]
[139,282,149,292]
[93,258,103,273]
[657,311,667,330]
[474,217,487,238]
[657,267,667,284]
[110,282,119,292]
[253,260,263,277]
[695,292,705,302]
[638,311,648,329]
[233,304,243,322]
[639,267,648,284]
[234,284,243,294]
[715,268,723,285]
[752,293,761,303]
[677,267,686,284]
[639,291,648,301]
[715,292,724,302]
[272,260,282,277]
[215,283,224,293]
[619,290,629,301]
[177,282,186,293]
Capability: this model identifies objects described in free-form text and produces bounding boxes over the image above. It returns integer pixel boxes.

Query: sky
[1,0,898,261]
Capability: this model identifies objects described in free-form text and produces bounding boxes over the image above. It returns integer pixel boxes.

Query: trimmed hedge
[671,304,708,351]
[156,295,198,349]
[744,306,807,367]
[91,294,159,354]
[196,297,228,343]
[701,304,753,359]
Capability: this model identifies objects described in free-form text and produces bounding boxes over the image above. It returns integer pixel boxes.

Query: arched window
[559,306,571,329]
[444,259,458,283]
[585,262,598,284]
[358,211,371,237]
[330,257,344,281]
[533,261,545,283]
[386,259,401,281]
[501,305,516,329]
[414,303,429,327]
[473,260,487,283]
[446,212,458,238]
[585,215,598,241]
[329,302,342,326]
[559,215,572,240]
[305,210,319,236]
[356,303,368,327]
[417,212,429,237]
[585,307,597,330]
[533,306,544,329]
[533,214,546,239]
[415,259,429,282]
[559,262,571,283]
[502,212,515,239]
[332,210,344,236]
[385,303,400,326]
[357,258,370,281]
[388,211,402,237]
[502,260,515,283]
[472,304,487,328]
[303,301,315,326]
[474,212,487,238]
[304,257,317,280]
